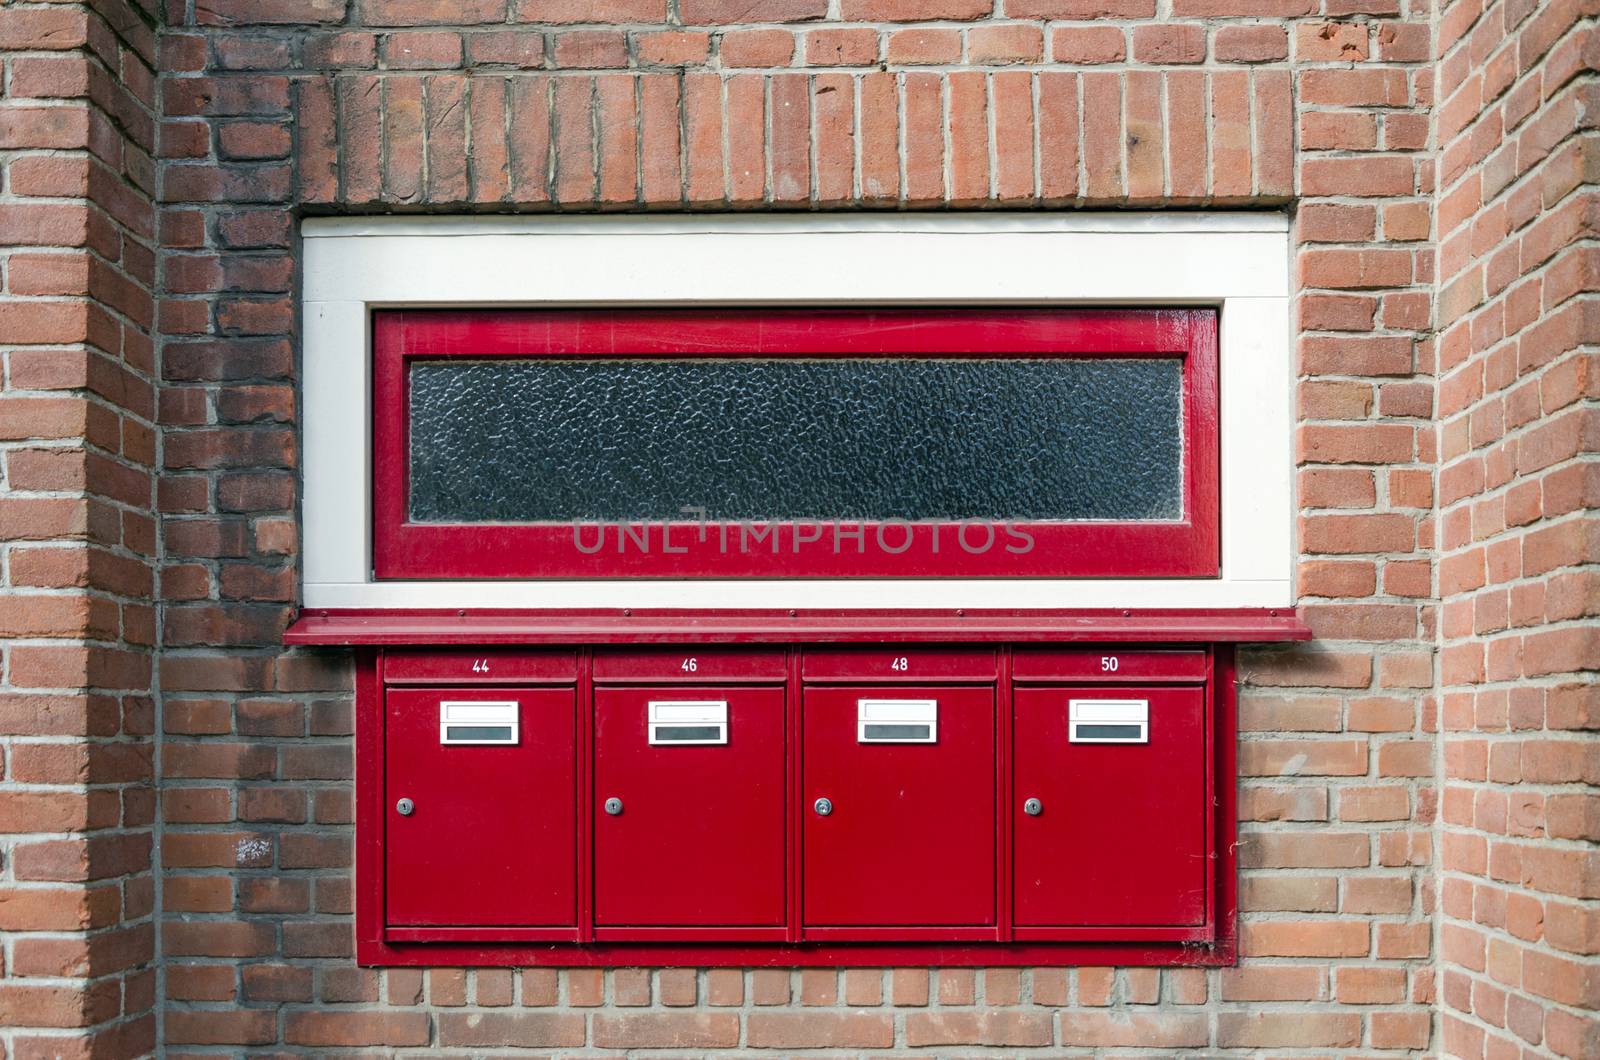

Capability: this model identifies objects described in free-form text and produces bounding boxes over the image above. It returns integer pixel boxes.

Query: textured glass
[408,358,1183,523]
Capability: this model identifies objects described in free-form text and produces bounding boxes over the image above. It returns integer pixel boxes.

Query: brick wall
[1433,0,1600,1057]
[0,0,1589,1055]
[0,0,162,1056]
[152,0,1446,1053]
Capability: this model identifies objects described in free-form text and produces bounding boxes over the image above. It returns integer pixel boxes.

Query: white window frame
[301,213,1292,610]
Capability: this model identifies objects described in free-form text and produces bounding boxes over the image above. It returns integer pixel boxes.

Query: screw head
[603,797,623,816]
[813,797,833,816]
[395,797,415,817]
[1023,797,1043,816]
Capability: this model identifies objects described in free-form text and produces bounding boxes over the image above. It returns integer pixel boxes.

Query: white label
[1068,699,1149,743]
[857,699,938,743]
[439,700,520,745]
[648,700,728,745]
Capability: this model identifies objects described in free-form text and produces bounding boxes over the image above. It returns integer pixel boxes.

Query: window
[300,213,1292,609]
[372,308,1218,579]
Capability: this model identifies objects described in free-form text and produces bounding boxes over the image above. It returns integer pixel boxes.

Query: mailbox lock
[1023,797,1043,816]
[813,797,833,817]
[395,798,415,817]
[603,797,624,816]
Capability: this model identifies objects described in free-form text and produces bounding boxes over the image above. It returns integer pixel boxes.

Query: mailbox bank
[284,626,1310,966]
[286,306,1309,966]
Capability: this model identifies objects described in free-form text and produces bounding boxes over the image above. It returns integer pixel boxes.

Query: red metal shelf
[286,607,1310,647]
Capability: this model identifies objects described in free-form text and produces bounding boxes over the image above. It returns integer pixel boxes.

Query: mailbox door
[1013,685,1207,927]
[385,687,576,926]
[594,686,786,927]
[803,685,995,928]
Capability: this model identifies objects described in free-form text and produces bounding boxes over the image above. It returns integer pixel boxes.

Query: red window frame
[372,308,1219,580]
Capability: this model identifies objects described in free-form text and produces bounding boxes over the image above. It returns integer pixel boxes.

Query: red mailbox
[593,686,786,932]
[384,687,577,927]
[802,685,996,932]
[1013,684,1209,933]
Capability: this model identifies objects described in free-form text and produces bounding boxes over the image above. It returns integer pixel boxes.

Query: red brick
[638,30,710,66]
[888,27,958,64]
[905,1010,1053,1046]
[517,0,665,20]
[745,1011,888,1047]
[1216,24,1287,62]
[1219,1011,1362,1048]
[1296,20,1369,61]
[1243,920,1371,957]
[969,24,1042,64]
[1058,1012,1209,1048]
[678,0,819,19]
[1132,23,1205,63]
[839,0,990,17]
[437,1012,585,1047]
[286,1011,431,1047]
[722,28,794,66]
[1050,26,1123,63]
[805,27,877,65]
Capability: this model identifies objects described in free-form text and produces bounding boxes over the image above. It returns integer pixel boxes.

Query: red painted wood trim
[287,608,1311,646]
[370,307,1221,580]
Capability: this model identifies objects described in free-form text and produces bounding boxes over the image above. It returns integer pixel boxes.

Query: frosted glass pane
[407,358,1183,523]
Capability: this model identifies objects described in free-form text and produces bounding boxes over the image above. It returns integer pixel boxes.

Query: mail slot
[647,699,728,744]
[857,698,937,742]
[438,699,519,744]
[595,686,785,929]
[1068,698,1148,742]
[804,685,995,930]
[385,687,576,927]
[1014,685,1207,929]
